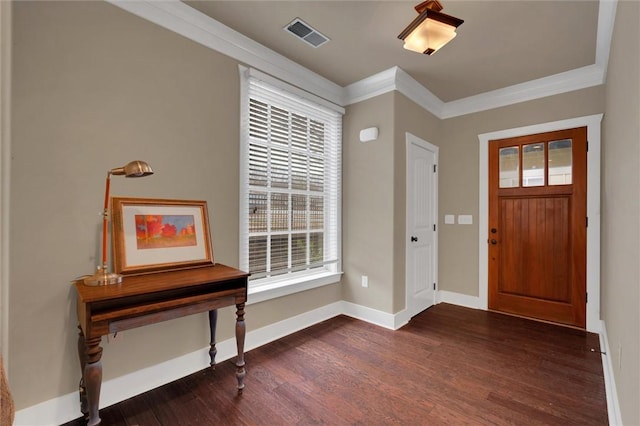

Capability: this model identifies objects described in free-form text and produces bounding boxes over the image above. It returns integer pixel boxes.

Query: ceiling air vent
[284,18,330,48]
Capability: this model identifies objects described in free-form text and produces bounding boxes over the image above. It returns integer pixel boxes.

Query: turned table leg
[235,302,246,394]
[208,309,218,370]
[77,326,88,419]
[81,334,103,426]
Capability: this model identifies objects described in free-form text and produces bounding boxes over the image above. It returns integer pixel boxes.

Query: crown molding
[108,0,615,119]
[344,1,615,118]
[595,0,618,82]
[107,0,345,106]
[343,64,605,120]
[437,0,615,119]
[343,67,398,106]
[440,64,605,119]
[393,67,445,118]
[343,66,444,117]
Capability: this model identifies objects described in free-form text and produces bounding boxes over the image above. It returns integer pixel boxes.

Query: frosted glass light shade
[398,4,464,56]
[402,19,458,55]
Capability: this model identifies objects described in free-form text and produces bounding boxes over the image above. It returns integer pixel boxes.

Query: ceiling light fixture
[398,0,464,55]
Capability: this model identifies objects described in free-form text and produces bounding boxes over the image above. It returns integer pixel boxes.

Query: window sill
[247,271,342,305]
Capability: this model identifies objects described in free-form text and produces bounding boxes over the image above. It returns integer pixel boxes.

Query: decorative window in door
[499,140,573,189]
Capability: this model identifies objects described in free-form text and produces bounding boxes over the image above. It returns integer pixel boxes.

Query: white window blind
[240,69,342,288]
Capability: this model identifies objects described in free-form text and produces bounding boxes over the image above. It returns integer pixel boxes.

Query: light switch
[458,215,473,225]
[444,214,455,224]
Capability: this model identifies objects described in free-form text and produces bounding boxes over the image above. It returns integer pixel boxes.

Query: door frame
[405,132,439,318]
[478,114,602,333]
[0,0,10,364]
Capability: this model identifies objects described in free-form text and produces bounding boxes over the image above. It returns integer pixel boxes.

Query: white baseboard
[599,320,623,426]
[437,290,481,309]
[340,301,398,330]
[392,308,411,330]
[14,301,348,426]
[16,299,619,426]
[14,345,217,426]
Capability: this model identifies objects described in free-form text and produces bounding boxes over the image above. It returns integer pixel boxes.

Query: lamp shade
[398,7,464,55]
[111,160,154,178]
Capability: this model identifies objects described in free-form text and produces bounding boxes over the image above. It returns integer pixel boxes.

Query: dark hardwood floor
[62,303,608,425]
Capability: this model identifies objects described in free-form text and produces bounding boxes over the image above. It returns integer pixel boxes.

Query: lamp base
[83,268,123,286]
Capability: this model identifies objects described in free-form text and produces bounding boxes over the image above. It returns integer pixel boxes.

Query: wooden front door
[488,127,587,328]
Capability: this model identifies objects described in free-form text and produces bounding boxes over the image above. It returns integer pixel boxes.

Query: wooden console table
[73,264,249,426]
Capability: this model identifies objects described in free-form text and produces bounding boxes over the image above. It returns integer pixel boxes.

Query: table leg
[235,302,246,394]
[82,335,103,426]
[208,309,218,370]
[77,326,88,419]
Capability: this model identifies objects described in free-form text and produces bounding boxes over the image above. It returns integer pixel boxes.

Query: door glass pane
[548,139,572,185]
[523,143,545,187]
[499,146,519,188]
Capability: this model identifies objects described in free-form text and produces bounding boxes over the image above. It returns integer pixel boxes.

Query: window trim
[247,271,342,305]
[239,66,343,301]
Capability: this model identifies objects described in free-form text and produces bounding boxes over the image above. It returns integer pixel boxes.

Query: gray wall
[601,1,640,423]
[342,91,440,314]
[342,92,396,312]
[342,83,604,315]
[9,1,340,409]
[439,86,604,296]
[6,1,639,420]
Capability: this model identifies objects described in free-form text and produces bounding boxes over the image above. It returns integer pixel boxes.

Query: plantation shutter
[240,69,342,284]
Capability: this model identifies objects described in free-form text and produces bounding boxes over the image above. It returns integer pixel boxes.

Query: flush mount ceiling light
[398,0,464,55]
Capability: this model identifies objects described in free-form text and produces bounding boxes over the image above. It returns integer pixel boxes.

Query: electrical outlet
[361,275,369,288]
[458,214,473,225]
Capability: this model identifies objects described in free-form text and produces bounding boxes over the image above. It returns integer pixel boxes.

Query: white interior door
[406,133,438,318]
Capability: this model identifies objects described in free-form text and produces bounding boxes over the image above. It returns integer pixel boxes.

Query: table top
[74,264,249,303]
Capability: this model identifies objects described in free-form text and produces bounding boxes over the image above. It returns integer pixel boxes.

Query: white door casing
[406,133,438,318]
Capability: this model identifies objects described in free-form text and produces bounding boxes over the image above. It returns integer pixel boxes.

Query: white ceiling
[184,1,600,102]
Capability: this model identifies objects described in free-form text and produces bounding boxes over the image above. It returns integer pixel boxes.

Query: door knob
[490,239,497,245]
[411,236,418,242]
[491,228,497,234]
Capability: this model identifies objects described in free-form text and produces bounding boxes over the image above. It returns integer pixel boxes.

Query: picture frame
[111,197,214,275]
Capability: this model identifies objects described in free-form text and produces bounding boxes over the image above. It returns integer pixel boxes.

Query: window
[499,139,573,189]
[240,68,343,295]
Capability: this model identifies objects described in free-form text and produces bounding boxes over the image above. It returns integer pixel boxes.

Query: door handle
[490,239,497,245]
[411,236,418,242]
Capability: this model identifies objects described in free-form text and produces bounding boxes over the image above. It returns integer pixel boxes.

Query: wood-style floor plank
[62,303,608,425]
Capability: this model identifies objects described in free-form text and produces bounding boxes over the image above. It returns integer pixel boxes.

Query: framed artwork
[111,197,214,275]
